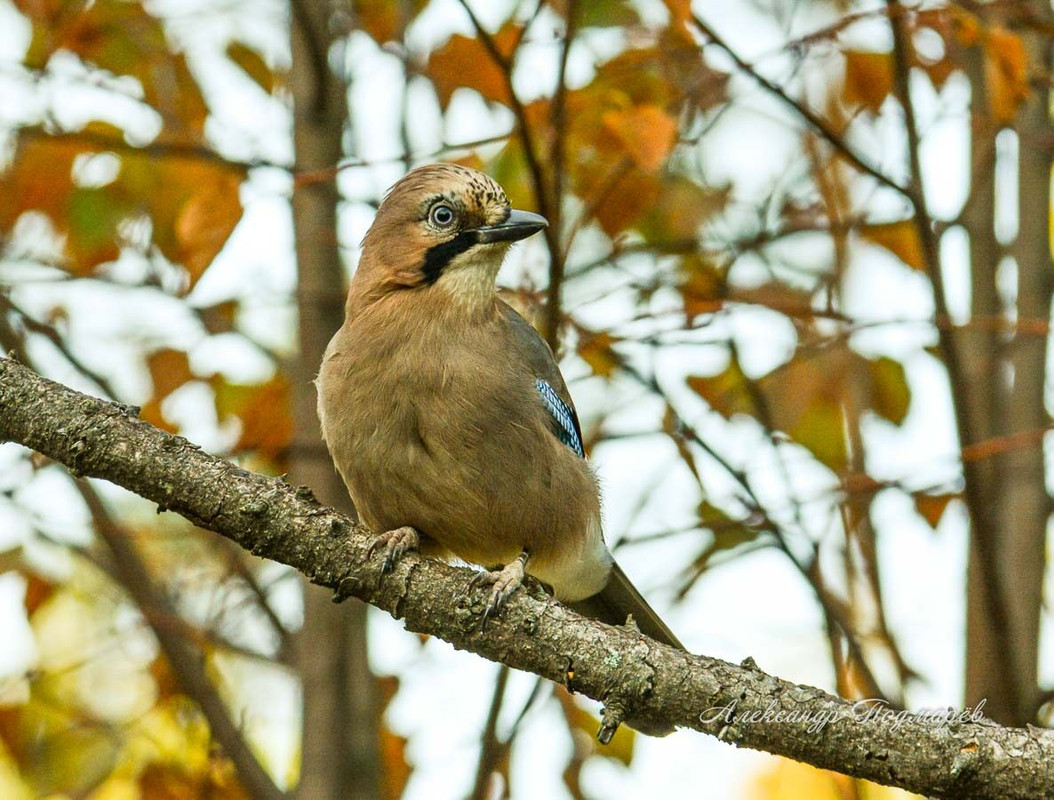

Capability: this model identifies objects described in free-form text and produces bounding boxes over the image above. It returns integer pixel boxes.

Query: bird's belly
[340,393,598,577]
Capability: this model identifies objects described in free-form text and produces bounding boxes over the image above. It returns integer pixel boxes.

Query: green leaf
[687,357,755,420]
[867,356,911,425]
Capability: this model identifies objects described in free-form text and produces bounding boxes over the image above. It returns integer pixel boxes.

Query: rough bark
[289,1,382,797]
[2,357,1053,799]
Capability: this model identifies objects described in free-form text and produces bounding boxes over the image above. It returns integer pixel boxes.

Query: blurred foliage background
[0,0,1051,797]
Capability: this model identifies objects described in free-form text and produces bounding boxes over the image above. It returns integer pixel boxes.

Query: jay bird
[317,163,682,652]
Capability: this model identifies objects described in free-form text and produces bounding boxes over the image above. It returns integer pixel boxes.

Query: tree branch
[1,356,1052,799]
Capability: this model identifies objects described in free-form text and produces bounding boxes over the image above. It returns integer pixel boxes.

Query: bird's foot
[367,526,419,574]
[471,550,529,625]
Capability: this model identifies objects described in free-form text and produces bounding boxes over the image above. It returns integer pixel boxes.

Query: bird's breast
[318,296,606,594]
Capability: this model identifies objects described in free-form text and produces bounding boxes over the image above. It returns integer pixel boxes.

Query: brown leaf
[678,255,724,323]
[687,359,754,421]
[914,493,958,528]
[139,763,202,800]
[1,132,245,285]
[639,176,728,245]
[147,348,194,402]
[577,331,621,378]
[591,167,661,237]
[844,50,893,114]
[212,375,293,461]
[601,105,678,173]
[759,348,851,473]
[67,187,127,268]
[860,220,925,271]
[427,24,522,109]
[23,573,56,616]
[354,0,430,44]
[226,41,277,94]
[196,300,239,335]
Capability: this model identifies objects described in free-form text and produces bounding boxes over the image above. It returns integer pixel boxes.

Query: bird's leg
[366,526,419,574]
[471,549,530,622]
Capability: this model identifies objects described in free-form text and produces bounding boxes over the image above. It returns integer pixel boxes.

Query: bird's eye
[429,204,456,228]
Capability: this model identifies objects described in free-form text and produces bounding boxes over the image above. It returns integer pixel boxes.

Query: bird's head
[353,164,547,308]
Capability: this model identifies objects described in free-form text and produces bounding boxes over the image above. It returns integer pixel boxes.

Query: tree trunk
[289,1,382,797]
[965,6,1052,726]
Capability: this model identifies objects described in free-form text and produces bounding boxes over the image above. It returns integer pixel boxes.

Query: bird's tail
[568,561,683,650]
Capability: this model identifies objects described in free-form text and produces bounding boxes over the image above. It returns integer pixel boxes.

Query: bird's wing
[499,302,586,458]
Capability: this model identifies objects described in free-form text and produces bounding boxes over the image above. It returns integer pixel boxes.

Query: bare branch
[689,13,908,198]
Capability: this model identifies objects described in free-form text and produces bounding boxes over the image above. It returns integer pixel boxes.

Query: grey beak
[472,209,548,244]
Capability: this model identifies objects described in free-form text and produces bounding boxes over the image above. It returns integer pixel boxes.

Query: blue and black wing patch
[535,378,585,458]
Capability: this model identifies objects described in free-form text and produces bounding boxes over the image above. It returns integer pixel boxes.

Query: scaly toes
[367,526,419,574]
[476,556,527,625]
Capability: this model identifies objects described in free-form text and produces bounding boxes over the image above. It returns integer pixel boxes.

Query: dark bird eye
[429,204,456,228]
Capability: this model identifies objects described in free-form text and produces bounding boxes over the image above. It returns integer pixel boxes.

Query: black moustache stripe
[421,231,478,285]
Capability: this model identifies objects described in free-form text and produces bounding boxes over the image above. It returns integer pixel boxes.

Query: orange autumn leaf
[212,375,293,460]
[427,24,522,109]
[600,105,678,173]
[860,220,925,271]
[172,168,244,286]
[22,573,57,616]
[0,133,245,285]
[355,0,430,44]
[985,27,1029,125]
[663,0,692,29]
[147,348,194,402]
[914,493,958,528]
[591,168,662,237]
[20,0,208,143]
[844,50,893,114]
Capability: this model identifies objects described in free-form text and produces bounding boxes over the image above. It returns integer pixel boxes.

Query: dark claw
[367,527,419,574]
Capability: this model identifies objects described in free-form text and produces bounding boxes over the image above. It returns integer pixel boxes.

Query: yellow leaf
[860,220,925,271]
[867,356,910,425]
[226,42,276,94]
[601,105,677,173]
[578,331,621,378]
[844,50,893,114]
[746,758,852,800]
[687,360,754,421]
[558,689,635,766]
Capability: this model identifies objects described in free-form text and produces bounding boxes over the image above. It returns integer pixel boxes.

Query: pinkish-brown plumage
[317,164,681,653]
